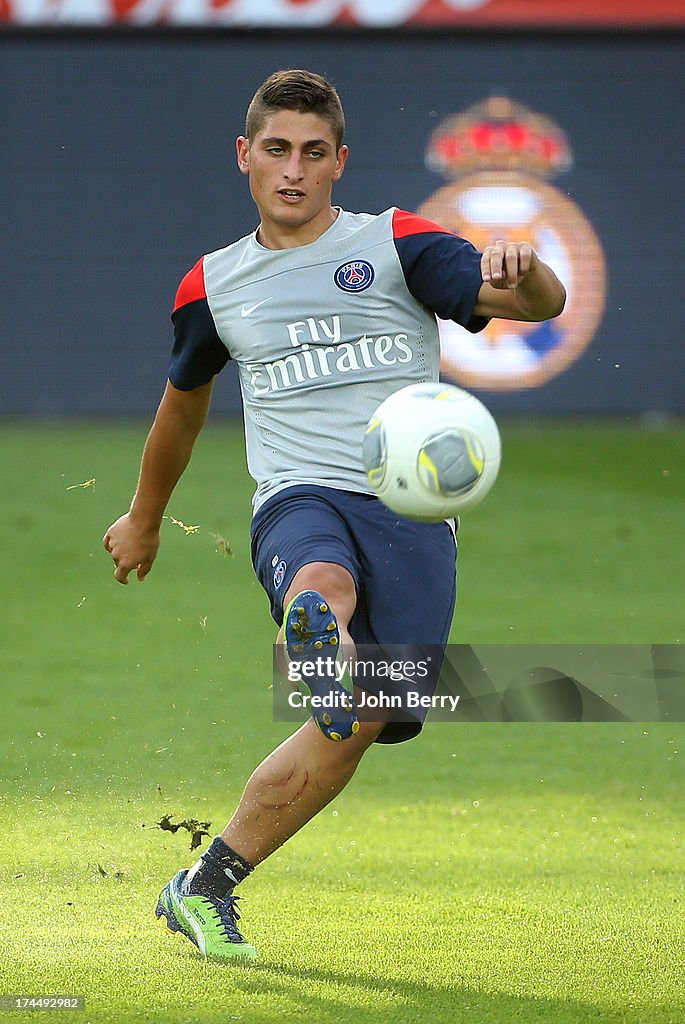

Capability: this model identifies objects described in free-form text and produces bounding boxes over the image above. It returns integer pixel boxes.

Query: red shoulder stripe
[173,257,206,313]
[392,209,453,240]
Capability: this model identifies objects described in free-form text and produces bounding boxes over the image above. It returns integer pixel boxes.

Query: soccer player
[103,69,565,960]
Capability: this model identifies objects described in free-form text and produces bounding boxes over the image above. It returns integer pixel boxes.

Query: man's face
[236,109,348,247]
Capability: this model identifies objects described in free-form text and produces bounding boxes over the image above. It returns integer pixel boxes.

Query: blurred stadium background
[1,2,684,419]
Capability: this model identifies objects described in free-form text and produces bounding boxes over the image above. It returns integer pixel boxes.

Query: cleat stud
[294,643,304,654]
[329,636,338,646]
[351,721,360,734]
[314,640,323,649]
[319,603,328,612]
[326,621,337,631]
[322,713,332,726]
[297,607,305,615]
[329,731,343,742]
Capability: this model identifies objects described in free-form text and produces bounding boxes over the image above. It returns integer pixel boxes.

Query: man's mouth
[278,189,305,201]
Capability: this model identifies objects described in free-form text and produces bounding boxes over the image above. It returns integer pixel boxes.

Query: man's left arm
[473,241,566,322]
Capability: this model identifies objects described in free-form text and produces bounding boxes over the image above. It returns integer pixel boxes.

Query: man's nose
[284,153,304,180]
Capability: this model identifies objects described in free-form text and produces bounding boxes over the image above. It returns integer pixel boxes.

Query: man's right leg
[155,560,383,959]
[155,717,383,959]
[220,716,384,866]
[209,560,379,867]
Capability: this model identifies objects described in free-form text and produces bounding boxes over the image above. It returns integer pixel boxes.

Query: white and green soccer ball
[362,382,501,522]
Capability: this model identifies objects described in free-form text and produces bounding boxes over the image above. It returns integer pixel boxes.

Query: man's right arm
[103,378,215,585]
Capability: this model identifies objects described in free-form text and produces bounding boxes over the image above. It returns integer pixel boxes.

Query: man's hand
[102,379,216,586]
[475,240,565,321]
[481,240,537,290]
[103,513,160,585]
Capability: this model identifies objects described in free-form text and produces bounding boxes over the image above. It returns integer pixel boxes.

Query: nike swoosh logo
[240,297,273,318]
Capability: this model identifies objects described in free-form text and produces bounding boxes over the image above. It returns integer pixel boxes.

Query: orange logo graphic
[418,97,606,391]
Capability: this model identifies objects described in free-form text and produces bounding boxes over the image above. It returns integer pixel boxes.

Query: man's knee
[313,717,384,766]
[283,561,356,624]
[256,761,311,810]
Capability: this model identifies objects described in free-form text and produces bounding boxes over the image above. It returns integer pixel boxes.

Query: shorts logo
[334,260,375,293]
[273,559,287,589]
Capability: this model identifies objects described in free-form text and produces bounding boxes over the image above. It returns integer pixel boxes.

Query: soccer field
[2,419,683,1024]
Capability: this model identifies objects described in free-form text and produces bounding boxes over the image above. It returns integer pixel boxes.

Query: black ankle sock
[182,836,254,900]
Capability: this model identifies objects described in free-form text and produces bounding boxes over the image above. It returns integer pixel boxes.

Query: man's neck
[256,207,340,251]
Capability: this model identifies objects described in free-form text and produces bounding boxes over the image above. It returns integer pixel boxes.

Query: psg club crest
[334,260,375,293]
[418,97,606,391]
[273,559,287,590]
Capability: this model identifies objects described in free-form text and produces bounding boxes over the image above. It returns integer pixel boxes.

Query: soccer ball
[362,382,501,521]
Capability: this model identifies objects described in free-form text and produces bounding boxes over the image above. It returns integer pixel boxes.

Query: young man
[103,70,565,960]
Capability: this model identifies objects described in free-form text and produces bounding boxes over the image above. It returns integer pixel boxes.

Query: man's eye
[266,147,284,155]
[308,151,324,159]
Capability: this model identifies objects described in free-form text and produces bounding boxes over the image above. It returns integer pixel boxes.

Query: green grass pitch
[2,418,684,1024]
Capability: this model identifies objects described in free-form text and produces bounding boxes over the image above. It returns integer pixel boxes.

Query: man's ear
[236,136,250,175]
[333,145,349,182]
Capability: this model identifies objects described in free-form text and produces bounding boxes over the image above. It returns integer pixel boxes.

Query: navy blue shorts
[250,484,457,743]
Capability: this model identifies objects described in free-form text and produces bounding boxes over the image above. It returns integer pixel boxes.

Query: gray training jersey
[169,207,488,512]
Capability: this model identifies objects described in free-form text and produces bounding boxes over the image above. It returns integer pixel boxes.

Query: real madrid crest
[418,97,606,391]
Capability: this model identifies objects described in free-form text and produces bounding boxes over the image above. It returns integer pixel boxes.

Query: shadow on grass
[156,947,669,1024]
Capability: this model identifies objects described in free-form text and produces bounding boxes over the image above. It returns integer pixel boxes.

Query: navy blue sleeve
[169,300,229,390]
[392,210,489,334]
[168,258,229,390]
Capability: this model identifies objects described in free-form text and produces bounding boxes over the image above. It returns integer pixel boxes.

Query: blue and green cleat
[283,589,360,741]
[155,869,258,960]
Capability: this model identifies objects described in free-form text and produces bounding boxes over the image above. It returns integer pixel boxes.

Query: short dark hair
[245,69,345,150]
